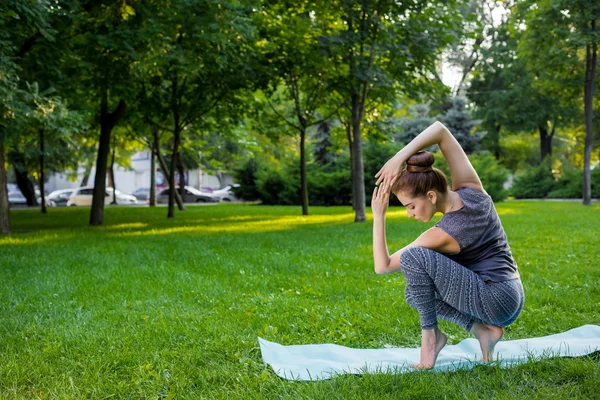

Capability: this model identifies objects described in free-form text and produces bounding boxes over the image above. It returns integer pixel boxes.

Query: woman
[372,121,524,369]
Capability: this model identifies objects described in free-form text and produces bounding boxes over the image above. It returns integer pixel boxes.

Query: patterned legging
[400,246,524,331]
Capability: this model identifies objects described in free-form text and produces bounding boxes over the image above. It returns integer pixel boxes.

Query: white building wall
[44,151,232,194]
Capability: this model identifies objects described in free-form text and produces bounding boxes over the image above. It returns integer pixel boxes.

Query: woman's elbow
[374,264,389,275]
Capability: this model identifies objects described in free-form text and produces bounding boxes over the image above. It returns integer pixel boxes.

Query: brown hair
[391,151,448,198]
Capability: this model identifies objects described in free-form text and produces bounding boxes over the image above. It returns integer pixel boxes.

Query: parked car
[211,184,241,202]
[47,189,75,206]
[132,187,151,201]
[8,190,56,208]
[157,186,218,204]
[8,191,27,207]
[67,186,138,206]
[106,188,138,205]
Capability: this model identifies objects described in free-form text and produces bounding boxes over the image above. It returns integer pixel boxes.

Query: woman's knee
[400,246,436,274]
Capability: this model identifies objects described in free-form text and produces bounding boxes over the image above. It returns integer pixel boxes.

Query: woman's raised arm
[375,121,483,192]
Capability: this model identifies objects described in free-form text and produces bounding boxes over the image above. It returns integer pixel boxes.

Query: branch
[307,102,344,128]
[289,73,306,129]
[266,96,301,131]
[181,91,221,128]
[16,32,42,59]
[303,77,324,117]
[144,114,173,133]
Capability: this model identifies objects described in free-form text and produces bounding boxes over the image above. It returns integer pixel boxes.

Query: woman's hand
[371,185,390,218]
[374,154,404,193]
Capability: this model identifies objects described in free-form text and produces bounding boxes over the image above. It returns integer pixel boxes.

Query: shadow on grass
[2,201,541,248]
[2,205,370,247]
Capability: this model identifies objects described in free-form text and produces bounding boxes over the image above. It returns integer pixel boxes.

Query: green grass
[1,202,599,399]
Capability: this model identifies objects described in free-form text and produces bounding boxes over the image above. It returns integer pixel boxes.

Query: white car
[211,184,240,202]
[67,186,138,206]
[47,189,75,206]
[9,190,56,207]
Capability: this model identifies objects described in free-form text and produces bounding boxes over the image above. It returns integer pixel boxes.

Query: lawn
[1,202,599,399]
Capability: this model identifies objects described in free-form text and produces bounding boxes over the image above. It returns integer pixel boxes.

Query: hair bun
[406,151,434,173]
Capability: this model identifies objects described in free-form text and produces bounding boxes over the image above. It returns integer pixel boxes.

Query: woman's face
[395,190,437,222]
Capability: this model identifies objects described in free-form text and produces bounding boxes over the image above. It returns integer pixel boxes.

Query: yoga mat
[259,325,600,381]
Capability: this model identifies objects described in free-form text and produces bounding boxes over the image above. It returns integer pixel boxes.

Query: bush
[546,166,600,199]
[593,168,600,198]
[498,134,538,173]
[232,158,262,201]
[432,151,509,201]
[255,162,300,205]
[547,166,582,198]
[308,166,352,206]
[510,158,555,199]
[469,152,509,201]
[363,141,402,206]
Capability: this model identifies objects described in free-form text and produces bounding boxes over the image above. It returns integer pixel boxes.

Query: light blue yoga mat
[259,325,600,381]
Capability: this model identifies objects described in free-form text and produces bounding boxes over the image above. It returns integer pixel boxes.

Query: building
[44,151,233,194]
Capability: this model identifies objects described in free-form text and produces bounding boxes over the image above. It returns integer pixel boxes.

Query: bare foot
[471,322,504,362]
[410,327,447,369]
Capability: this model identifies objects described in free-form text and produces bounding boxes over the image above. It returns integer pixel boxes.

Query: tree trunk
[150,136,157,207]
[178,162,185,198]
[9,150,38,206]
[109,144,117,205]
[80,158,93,187]
[39,129,47,214]
[168,72,181,219]
[215,171,224,188]
[0,142,10,234]
[583,24,596,206]
[351,94,366,222]
[538,124,553,160]
[90,87,126,226]
[154,138,184,210]
[168,126,181,218]
[152,127,184,209]
[493,124,501,160]
[300,126,309,216]
[343,118,355,210]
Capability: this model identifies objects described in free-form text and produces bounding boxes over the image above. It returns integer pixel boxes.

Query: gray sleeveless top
[435,187,520,283]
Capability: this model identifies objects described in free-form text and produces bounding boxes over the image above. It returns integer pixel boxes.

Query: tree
[17,84,85,212]
[313,120,337,166]
[394,104,436,145]
[515,0,600,205]
[319,0,462,222]
[255,1,339,215]
[469,18,579,161]
[0,0,60,233]
[56,1,144,225]
[138,0,259,218]
[439,97,481,153]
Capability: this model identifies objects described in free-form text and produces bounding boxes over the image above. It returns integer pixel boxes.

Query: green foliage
[498,134,539,173]
[307,166,352,206]
[394,99,481,154]
[594,168,600,198]
[312,121,336,166]
[433,151,509,202]
[547,166,583,199]
[545,166,600,199]
[510,158,556,199]
[439,98,482,154]
[362,140,402,205]
[256,161,300,206]
[235,140,401,207]
[469,152,510,202]
[232,158,263,202]
[394,104,435,145]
